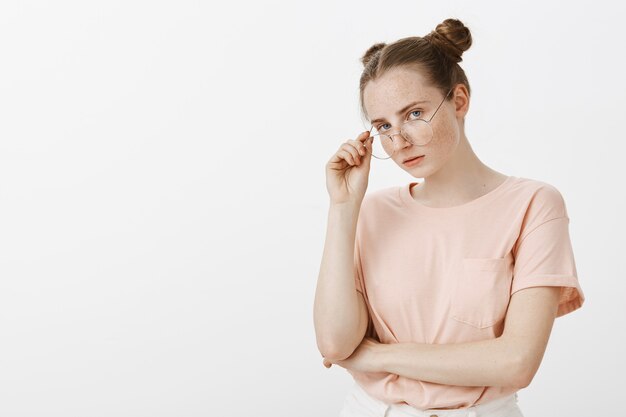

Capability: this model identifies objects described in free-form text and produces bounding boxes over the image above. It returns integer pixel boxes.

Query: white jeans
[339,382,524,417]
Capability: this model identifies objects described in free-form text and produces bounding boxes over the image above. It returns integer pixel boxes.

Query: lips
[403,155,424,163]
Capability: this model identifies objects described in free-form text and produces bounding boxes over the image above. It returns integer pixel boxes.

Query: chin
[399,159,428,175]
[406,164,436,179]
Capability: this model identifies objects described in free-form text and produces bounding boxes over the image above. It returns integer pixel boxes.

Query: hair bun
[426,18,472,63]
[361,42,386,67]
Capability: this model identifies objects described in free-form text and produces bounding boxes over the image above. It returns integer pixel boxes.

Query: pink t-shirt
[348,175,585,410]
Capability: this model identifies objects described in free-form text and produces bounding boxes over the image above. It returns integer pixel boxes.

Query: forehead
[363,67,434,120]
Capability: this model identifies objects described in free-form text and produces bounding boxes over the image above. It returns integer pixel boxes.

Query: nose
[395,133,413,149]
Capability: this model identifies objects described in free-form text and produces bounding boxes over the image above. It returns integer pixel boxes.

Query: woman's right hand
[325,131,373,205]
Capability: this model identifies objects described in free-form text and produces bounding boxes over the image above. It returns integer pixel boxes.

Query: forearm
[377,337,525,388]
[314,201,365,360]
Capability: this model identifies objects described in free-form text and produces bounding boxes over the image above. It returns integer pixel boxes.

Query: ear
[451,84,470,118]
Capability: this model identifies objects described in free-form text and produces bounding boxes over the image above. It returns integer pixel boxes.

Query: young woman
[313,18,585,417]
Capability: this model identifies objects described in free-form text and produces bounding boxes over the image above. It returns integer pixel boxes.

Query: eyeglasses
[365,88,453,160]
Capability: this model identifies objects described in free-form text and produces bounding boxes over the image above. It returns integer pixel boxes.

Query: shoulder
[356,184,406,233]
[508,176,569,219]
[507,177,571,245]
[510,176,565,199]
[360,184,403,212]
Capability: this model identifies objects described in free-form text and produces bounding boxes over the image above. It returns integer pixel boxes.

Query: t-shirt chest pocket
[450,257,513,329]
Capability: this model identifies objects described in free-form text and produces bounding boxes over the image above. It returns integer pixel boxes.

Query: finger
[349,139,368,157]
[357,130,370,140]
[358,130,372,146]
[341,142,361,162]
[357,130,371,147]
[358,134,374,156]
[337,149,357,166]
[328,148,350,166]
[341,143,361,165]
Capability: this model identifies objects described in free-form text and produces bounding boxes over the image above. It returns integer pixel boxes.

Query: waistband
[351,382,519,417]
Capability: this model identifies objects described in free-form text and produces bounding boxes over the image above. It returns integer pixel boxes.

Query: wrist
[329,200,362,212]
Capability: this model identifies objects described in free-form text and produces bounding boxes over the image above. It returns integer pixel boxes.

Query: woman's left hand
[322,337,385,373]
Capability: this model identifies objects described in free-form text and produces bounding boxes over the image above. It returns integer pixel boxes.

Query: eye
[375,109,422,131]
[409,110,422,119]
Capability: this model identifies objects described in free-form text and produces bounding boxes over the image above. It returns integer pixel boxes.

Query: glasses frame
[367,87,454,159]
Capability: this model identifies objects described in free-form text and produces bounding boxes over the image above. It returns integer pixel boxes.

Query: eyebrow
[370,100,430,124]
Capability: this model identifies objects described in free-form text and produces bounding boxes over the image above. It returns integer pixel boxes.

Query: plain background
[0,1,623,416]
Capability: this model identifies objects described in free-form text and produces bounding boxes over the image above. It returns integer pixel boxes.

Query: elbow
[509,354,535,389]
[318,340,356,362]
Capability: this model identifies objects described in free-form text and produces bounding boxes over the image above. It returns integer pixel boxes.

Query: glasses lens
[401,119,433,146]
[367,133,394,159]
[367,126,395,159]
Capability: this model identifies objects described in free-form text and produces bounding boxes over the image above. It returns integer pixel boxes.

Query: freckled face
[363,66,460,176]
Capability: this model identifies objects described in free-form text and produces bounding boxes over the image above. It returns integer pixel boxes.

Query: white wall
[0,1,623,416]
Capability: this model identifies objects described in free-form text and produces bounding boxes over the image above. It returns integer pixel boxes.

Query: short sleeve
[511,185,585,318]
[354,231,365,295]
[354,226,377,338]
